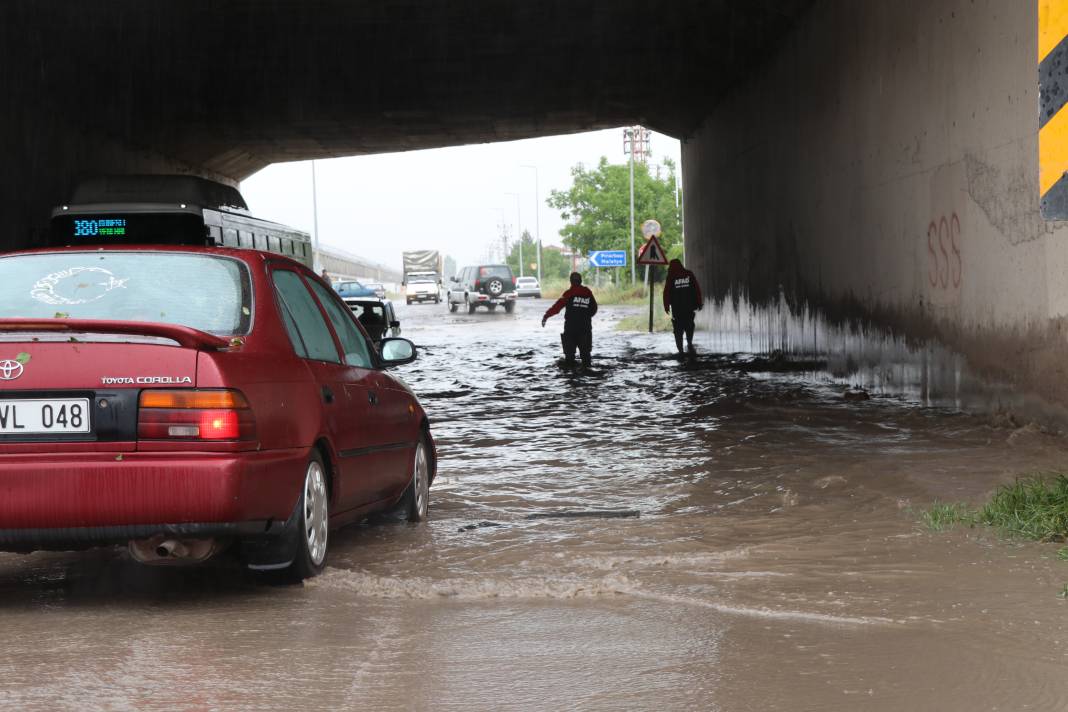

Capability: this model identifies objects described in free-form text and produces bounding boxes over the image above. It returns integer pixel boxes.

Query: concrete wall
[0,111,227,248]
[682,0,1068,413]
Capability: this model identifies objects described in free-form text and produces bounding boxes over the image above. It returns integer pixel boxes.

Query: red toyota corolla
[0,245,435,580]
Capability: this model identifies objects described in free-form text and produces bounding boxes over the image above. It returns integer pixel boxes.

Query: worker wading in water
[542,271,598,367]
[663,258,703,355]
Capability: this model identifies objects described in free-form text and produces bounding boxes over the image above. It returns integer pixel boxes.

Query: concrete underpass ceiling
[4,0,812,181]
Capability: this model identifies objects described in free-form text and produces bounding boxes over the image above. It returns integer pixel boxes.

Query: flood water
[3,299,1068,710]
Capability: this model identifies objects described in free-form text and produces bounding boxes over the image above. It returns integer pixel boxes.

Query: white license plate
[0,398,91,434]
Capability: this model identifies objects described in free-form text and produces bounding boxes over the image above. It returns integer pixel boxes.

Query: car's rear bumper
[473,293,517,305]
[0,448,307,550]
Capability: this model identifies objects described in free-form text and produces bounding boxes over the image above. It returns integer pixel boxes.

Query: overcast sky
[240,128,681,270]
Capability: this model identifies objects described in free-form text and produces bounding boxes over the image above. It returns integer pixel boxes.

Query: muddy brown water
[3,300,1068,711]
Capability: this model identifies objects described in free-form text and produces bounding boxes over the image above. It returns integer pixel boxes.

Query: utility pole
[505,191,522,276]
[310,160,321,273]
[521,165,541,284]
[624,126,652,288]
[625,128,636,286]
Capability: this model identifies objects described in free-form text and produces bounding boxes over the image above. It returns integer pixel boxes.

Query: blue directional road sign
[588,250,627,268]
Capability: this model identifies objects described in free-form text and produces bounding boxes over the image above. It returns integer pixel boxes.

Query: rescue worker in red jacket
[663,258,703,355]
[542,271,598,366]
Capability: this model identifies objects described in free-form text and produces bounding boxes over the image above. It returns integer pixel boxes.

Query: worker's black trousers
[560,330,592,366]
[672,311,696,352]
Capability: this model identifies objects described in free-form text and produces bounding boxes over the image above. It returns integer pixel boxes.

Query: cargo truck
[402,250,443,305]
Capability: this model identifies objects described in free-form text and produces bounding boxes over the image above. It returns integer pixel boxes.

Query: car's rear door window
[307,280,373,368]
[479,265,512,279]
[272,270,340,363]
[0,251,251,334]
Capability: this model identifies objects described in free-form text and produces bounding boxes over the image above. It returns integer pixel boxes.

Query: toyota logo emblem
[0,360,24,380]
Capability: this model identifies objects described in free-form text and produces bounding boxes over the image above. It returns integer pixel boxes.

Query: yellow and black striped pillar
[1041,0,1068,218]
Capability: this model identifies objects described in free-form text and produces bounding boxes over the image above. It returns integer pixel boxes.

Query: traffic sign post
[637,232,669,333]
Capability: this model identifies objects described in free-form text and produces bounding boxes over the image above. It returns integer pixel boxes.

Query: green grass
[541,278,651,306]
[920,501,975,532]
[919,473,1068,542]
[975,474,1068,542]
[616,308,674,333]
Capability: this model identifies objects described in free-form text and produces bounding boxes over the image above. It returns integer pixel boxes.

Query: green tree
[506,230,572,281]
[547,156,682,268]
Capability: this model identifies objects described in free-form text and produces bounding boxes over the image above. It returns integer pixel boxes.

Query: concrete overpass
[318,246,402,286]
[3,1,1067,417]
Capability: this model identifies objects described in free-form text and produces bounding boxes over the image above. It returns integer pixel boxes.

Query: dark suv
[447,264,517,313]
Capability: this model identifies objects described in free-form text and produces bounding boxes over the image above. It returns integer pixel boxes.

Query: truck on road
[403,250,443,305]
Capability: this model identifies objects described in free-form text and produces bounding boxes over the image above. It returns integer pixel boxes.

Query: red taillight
[138,389,255,441]
[512,276,517,285]
[474,279,481,289]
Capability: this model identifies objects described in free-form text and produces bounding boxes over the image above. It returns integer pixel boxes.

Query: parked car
[347,298,401,342]
[515,276,541,298]
[447,264,517,313]
[364,282,387,299]
[406,276,440,305]
[0,245,435,581]
[333,279,376,299]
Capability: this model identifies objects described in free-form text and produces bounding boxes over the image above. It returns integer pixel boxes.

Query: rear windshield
[0,251,252,335]
[479,265,513,279]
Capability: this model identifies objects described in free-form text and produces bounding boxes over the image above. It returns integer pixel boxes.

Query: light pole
[505,191,522,276]
[310,160,322,274]
[520,164,541,284]
[624,129,636,285]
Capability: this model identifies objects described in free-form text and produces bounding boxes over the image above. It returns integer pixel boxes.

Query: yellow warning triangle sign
[637,235,668,265]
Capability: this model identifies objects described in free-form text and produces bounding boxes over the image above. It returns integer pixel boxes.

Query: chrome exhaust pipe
[155,539,189,558]
[129,537,216,565]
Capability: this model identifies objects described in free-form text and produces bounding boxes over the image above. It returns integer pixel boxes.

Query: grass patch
[919,473,1068,542]
[541,278,651,306]
[920,501,975,532]
[616,308,674,333]
[975,474,1068,542]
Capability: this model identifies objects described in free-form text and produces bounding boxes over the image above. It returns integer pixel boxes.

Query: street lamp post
[625,129,636,285]
[505,191,522,277]
[310,160,322,274]
[520,164,541,284]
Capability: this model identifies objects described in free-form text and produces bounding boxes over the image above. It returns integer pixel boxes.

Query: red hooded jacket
[544,284,598,333]
[663,259,702,314]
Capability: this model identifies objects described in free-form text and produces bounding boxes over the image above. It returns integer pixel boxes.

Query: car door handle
[321,386,334,404]
[368,390,378,406]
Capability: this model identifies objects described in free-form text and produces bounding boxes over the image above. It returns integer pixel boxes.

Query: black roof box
[70,175,248,210]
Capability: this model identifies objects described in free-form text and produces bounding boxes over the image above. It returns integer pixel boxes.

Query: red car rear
[0,245,435,580]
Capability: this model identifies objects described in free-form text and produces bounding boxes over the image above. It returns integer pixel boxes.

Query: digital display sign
[73,218,127,237]
[50,213,206,247]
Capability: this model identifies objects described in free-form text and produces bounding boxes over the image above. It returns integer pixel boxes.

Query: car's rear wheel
[449,297,457,312]
[398,436,431,522]
[467,299,477,314]
[505,301,515,314]
[287,452,329,580]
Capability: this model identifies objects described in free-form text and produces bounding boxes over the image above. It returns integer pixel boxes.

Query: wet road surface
[4,298,1068,710]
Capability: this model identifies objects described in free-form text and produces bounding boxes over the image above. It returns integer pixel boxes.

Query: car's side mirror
[379,337,417,366]
[450,276,458,283]
[389,320,400,328]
